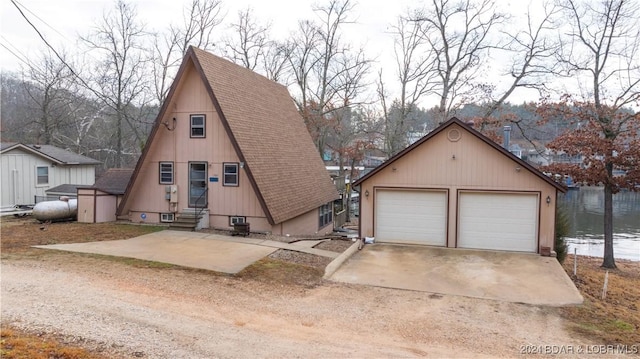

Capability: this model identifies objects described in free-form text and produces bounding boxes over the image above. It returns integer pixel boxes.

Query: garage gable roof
[353,117,566,193]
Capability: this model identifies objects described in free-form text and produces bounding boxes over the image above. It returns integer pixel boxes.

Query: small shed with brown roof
[353,117,566,255]
[78,168,133,223]
[117,47,338,235]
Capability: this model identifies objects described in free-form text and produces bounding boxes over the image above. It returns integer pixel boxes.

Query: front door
[189,162,208,208]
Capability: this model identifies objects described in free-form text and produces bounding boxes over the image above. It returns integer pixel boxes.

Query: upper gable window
[190,114,206,138]
[36,166,49,186]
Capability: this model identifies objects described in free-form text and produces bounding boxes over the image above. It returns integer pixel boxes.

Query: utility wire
[0,38,32,68]
[9,0,102,100]
[12,0,71,42]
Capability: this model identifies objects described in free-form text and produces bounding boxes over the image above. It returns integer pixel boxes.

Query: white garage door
[458,192,538,252]
[375,190,447,245]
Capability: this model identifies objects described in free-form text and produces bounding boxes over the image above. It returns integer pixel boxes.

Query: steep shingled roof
[0,143,101,165]
[119,47,338,224]
[191,47,338,224]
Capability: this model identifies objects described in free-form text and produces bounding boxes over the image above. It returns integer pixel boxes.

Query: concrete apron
[328,244,583,306]
[33,230,277,274]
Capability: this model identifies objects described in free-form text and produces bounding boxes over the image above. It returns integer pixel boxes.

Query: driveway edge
[324,240,361,279]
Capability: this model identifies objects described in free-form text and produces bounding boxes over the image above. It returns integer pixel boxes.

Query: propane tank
[33,197,78,221]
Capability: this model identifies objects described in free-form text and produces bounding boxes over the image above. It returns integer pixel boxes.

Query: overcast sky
[1,0,544,106]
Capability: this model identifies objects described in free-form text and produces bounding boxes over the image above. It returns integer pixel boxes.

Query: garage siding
[375,189,447,245]
[458,192,538,252]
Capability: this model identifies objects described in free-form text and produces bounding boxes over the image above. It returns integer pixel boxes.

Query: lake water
[559,187,640,262]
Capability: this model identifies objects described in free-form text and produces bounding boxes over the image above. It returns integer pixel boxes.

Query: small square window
[229,216,246,226]
[223,163,239,186]
[159,162,174,184]
[160,213,175,222]
[190,114,205,138]
[36,166,49,186]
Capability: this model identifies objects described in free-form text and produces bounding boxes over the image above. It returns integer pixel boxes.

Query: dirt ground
[560,255,640,346]
[1,218,636,358]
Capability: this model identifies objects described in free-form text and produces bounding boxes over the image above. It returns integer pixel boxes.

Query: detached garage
[356,117,566,255]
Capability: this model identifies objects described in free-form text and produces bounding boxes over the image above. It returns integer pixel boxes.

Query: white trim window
[229,216,246,226]
[160,213,175,222]
[190,114,205,138]
[159,162,174,184]
[223,163,239,186]
[36,166,49,186]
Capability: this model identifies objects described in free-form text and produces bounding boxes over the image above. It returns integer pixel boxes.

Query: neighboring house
[118,47,338,235]
[45,184,83,200]
[525,149,549,167]
[353,117,566,255]
[0,143,100,208]
[78,168,133,223]
[509,143,523,158]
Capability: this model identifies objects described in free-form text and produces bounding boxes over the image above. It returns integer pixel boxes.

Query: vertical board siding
[1,149,95,207]
[95,193,117,222]
[77,188,95,223]
[127,63,266,223]
[279,207,333,236]
[359,124,557,251]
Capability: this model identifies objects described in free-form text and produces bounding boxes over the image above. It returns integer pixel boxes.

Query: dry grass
[0,217,164,256]
[0,217,333,356]
[0,325,107,359]
[561,255,640,345]
[237,258,325,288]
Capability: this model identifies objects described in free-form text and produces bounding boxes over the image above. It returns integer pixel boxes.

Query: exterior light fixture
[239,162,245,169]
[365,189,370,197]
[546,195,551,204]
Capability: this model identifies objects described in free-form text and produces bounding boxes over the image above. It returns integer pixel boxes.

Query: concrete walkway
[34,230,338,274]
[328,244,583,306]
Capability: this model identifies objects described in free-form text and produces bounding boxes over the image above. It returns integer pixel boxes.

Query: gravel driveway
[2,255,587,358]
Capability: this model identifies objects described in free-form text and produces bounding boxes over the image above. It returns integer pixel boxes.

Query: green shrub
[555,205,570,263]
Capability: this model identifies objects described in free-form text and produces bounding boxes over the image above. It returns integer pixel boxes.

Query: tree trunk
[601,180,616,269]
[346,160,357,223]
[116,110,123,168]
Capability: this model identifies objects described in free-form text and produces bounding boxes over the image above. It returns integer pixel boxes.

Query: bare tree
[261,41,290,82]
[151,0,224,104]
[380,14,439,156]
[286,19,321,115]
[482,2,561,120]
[223,7,270,71]
[174,0,224,55]
[81,0,152,168]
[287,0,372,157]
[414,0,506,122]
[376,72,407,157]
[150,30,180,104]
[19,50,75,145]
[543,0,640,269]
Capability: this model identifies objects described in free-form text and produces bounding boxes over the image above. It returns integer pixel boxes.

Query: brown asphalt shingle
[92,168,134,195]
[191,47,338,224]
